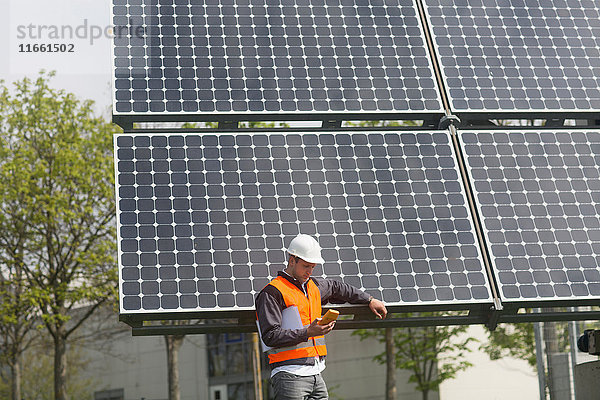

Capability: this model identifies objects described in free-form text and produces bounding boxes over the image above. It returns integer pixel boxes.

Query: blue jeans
[271,371,329,400]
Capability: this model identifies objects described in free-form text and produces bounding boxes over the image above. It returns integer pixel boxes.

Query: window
[206,332,270,400]
[207,333,252,377]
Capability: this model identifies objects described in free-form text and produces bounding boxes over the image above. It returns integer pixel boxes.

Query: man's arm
[313,277,388,319]
[256,286,309,348]
[312,277,371,304]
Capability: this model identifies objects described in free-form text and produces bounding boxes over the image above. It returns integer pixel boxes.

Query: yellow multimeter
[318,309,340,325]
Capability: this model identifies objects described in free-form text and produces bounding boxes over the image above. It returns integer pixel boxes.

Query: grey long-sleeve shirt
[255,271,371,349]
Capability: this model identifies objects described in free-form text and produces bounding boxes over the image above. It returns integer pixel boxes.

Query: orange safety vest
[266,276,327,364]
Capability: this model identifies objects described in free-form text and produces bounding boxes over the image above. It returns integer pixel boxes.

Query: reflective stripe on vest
[266,276,327,364]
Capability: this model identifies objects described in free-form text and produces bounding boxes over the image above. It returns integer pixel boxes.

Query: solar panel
[423,0,600,112]
[112,0,443,118]
[460,129,600,302]
[115,131,492,314]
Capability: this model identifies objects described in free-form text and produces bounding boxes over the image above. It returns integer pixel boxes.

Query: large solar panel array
[113,0,600,320]
[112,0,443,116]
[115,131,492,313]
[461,129,600,302]
[424,0,600,112]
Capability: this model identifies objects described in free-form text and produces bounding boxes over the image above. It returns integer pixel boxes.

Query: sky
[1,1,591,399]
[1,0,114,117]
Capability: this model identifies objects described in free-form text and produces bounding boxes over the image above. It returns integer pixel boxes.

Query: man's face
[286,256,317,283]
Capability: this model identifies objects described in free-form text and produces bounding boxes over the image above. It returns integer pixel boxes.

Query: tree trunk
[54,334,68,400]
[385,328,397,400]
[10,357,21,400]
[165,334,185,400]
[422,389,429,400]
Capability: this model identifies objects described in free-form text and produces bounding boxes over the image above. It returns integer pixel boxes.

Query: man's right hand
[306,318,335,337]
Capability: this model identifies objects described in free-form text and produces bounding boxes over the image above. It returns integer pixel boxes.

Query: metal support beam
[545,118,565,127]
[498,310,600,323]
[322,119,342,129]
[120,316,143,328]
[421,119,439,128]
[113,117,134,132]
[132,322,257,336]
[129,313,490,336]
[218,121,238,129]
[122,307,600,336]
[438,114,460,129]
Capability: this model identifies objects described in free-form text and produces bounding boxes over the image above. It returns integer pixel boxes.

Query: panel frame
[111,0,445,123]
[121,304,600,334]
[115,129,495,317]
[458,128,600,305]
[421,0,600,115]
[111,112,447,129]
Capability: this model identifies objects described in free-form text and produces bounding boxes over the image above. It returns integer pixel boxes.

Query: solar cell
[424,0,600,112]
[116,131,491,313]
[460,129,600,302]
[112,0,443,118]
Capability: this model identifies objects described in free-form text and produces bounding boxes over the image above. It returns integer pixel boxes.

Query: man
[255,234,387,400]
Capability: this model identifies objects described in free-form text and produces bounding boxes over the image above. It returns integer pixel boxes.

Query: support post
[252,332,264,400]
[534,309,547,400]
[569,307,579,399]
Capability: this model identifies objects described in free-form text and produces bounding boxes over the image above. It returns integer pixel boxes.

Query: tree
[0,269,38,400]
[384,328,396,400]
[164,322,187,400]
[0,72,119,400]
[0,124,40,400]
[0,339,97,400]
[0,267,38,400]
[165,334,185,400]
[480,322,537,367]
[353,312,475,400]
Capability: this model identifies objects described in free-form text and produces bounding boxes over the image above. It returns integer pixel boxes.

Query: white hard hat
[286,234,325,264]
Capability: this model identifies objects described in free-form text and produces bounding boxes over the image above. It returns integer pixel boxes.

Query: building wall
[86,325,210,400]
[439,325,539,400]
[84,315,431,400]
[574,360,600,400]
[323,329,437,400]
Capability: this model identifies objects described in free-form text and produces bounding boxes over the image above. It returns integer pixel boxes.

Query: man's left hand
[369,298,387,319]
